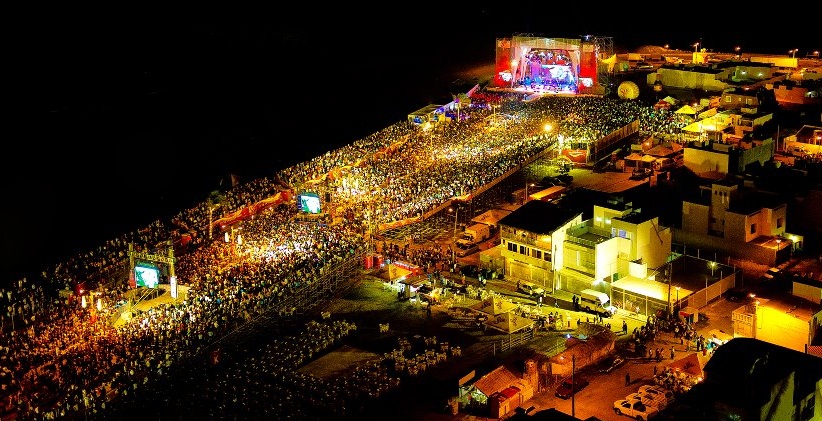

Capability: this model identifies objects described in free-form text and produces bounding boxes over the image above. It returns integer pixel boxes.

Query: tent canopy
[484,312,534,334]
[471,296,517,317]
[675,105,697,115]
[384,264,413,282]
[667,352,704,377]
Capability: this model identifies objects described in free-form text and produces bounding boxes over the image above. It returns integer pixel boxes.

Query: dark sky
[3,10,817,285]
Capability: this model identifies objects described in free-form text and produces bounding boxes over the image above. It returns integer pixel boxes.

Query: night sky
[3,10,817,285]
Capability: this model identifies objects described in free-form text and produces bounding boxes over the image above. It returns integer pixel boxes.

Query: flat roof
[612,275,692,302]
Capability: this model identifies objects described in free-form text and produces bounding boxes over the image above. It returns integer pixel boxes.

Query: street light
[707,262,716,303]
[789,49,797,58]
[524,182,535,204]
[675,286,680,310]
[750,293,761,329]
[449,206,460,240]
[693,42,699,52]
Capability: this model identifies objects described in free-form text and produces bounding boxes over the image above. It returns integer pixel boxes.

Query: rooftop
[497,200,582,235]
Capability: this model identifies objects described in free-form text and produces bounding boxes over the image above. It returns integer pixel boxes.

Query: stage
[111,284,190,328]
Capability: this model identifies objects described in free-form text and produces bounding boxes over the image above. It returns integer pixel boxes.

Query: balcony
[566,222,611,248]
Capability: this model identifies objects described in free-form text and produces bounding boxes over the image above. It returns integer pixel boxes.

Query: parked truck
[460,223,491,244]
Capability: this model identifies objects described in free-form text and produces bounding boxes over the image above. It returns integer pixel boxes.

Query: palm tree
[206,190,226,240]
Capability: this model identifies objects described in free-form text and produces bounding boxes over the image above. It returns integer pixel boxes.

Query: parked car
[725,286,750,302]
[613,398,659,420]
[637,385,675,406]
[554,376,589,399]
[597,355,626,373]
[630,167,652,180]
[455,241,480,257]
[625,392,667,410]
[555,174,573,185]
[517,281,545,298]
[760,267,781,281]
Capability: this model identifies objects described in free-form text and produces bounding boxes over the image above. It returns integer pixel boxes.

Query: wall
[792,282,821,305]
[683,148,731,174]
[736,140,774,173]
[682,201,710,235]
[723,211,749,243]
[653,67,729,92]
[673,228,778,266]
[595,238,619,283]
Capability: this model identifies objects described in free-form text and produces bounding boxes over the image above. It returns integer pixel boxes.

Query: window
[508,242,517,252]
[519,245,527,255]
[532,249,542,259]
[777,217,784,229]
[750,223,757,234]
[725,96,732,103]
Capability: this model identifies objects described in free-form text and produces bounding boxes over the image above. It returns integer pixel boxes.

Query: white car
[637,385,675,406]
[613,398,659,420]
[517,281,545,298]
[625,391,666,410]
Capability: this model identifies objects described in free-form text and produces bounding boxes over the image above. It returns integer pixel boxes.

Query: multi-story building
[647,60,779,93]
[682,180,786,240]
[497,201,582,293]
[679,178,799,264]
[497,196,672,300]
[682,138,775,177]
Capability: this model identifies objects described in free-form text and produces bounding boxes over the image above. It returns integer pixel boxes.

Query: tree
[206,190,226,240]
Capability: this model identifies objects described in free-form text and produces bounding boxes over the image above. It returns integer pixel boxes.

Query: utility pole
[571,354,576,417]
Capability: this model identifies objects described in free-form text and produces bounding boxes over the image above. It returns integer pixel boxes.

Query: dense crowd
[1,87,691,420]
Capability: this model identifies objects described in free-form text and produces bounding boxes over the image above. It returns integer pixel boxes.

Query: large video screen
[297,192,322,214]
[134,265,160,288]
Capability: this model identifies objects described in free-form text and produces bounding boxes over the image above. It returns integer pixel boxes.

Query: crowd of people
[1,86,693,420]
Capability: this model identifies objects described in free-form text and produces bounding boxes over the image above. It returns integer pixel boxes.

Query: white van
[579,289,616,317]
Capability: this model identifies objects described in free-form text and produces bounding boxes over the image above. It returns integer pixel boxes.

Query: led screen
[297,193,321,214]
[134,265,160,288]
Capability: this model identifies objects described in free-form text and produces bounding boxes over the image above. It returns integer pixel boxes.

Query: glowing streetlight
[524,183,535,204]
[693,42,699,52]
[707,262,717,303]
[735,46,741,58]
[449,207,460,240]
[789,49,797,58]
[675,286,680,308]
